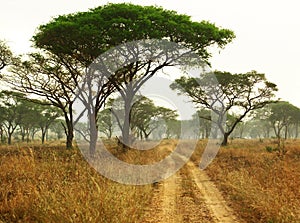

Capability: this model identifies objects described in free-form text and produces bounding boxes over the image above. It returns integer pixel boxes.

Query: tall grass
[0,142,159,222]
[1,139,299,222]
[192,139,300,223]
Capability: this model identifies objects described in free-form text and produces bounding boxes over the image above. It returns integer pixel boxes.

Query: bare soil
[143,159,241,223]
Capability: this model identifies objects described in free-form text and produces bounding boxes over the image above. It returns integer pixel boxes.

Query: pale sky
[1,0,300,107]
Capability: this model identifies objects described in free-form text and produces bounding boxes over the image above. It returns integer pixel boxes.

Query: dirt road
[144,159,240,223]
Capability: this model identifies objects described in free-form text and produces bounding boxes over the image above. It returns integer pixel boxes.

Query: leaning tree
[171,70,278,146]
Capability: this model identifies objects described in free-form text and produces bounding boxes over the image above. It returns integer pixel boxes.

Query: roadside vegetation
[192,139,300,223]
[1,139,299,222]
[0,141,157,223]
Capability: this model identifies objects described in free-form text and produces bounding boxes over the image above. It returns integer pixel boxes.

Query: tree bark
[41,128,46,144]
[89,112,98,158]
[63,116,74,149]
[221,132,229,146]
[7,132,12,145]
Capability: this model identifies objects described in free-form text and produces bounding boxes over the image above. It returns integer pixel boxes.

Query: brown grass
[192,139,300,223]
[1,139,300,222]
[0,141,169,223]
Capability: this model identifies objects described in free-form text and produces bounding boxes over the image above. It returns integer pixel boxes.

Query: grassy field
[0,141,159,223]
[192,139,300,223]
[0,139,299,222]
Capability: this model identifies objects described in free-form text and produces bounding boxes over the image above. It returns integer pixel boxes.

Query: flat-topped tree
[30,3,234,150]
[171,70,278,146]
[33,3,235,65]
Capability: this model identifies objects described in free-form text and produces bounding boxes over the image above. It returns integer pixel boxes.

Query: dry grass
[0,140,170,223]
[192,139,300,223]
[1,139,299,222]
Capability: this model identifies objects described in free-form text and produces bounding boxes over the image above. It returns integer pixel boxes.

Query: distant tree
[249,107,273,139]
[0,91,27,144]
[193,109,211,139]
[267,101,300,152]
[107,96,177,141]
[49,120,65,140]
[130,97,178,140]
[98,108,115,139]
[165,119,181,139]
[35,105,62,144]
[171,70,278,145]
[17,100,39,142]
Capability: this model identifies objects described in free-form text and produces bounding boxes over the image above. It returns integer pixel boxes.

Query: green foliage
[171,70,278,145]
[0,91,63,144]
[103,96,178,140]
[131,96,178,139]
[33,3,235,65]
[0,40,13,72]
[265,146,274,153]
[98,108,115,138]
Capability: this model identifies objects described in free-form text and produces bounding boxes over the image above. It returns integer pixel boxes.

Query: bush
[265,146,274,153]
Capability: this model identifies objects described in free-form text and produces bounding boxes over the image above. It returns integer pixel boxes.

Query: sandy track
[187,161,240,222]
[144,159,240,223]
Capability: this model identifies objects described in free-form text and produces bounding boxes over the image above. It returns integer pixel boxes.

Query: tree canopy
[0,40,14,74]
[170,70,278,145]
[33,3,235,66]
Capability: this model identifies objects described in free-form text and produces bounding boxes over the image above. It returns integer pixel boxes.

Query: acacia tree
[35,105,62,144]
[0,40,13,73]
[98,108,115,139]
[17,100,39,142]
[6,53,80,148]
[0,91,28,144]
[171,70,278,146]
[130,96,178,140]
[267,101,300,150]
[193,109,211,139]
[49,120,65,140]
[30,3,235,151]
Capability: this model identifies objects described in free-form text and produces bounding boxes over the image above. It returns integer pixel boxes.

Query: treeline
[0,91,64,144]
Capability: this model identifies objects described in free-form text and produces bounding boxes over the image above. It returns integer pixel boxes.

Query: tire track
[187,161,240,223]
[144,147,241,222]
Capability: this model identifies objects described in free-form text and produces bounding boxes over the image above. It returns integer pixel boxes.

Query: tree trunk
[221,132,229,146]
[41,128,46,144]
[121,93,134,149]
[26,128,29,143]
[284,125,288,140]
[89,113,98,158]
[7,132,12,145]
[144,131,150,141]
[0,128,4,143]
[63,106,74,149]
[122,101,131,147]
[108,127,112,139]
[63,119,74,149]
[21,132,25,142]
